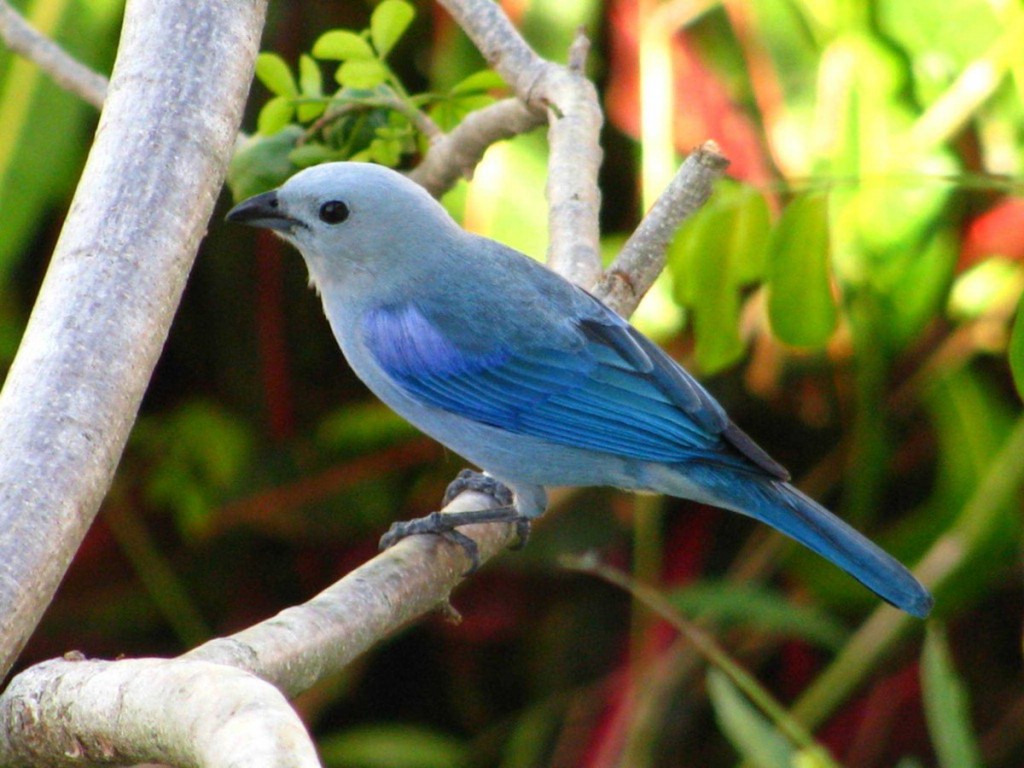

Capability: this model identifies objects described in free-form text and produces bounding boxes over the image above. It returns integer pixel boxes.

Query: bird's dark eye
[319,200,349,224]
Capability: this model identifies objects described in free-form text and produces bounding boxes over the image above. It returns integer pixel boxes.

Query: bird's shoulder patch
[361,303,507,379]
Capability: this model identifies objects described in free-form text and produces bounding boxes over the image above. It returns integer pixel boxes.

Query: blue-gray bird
[227,161,933,618]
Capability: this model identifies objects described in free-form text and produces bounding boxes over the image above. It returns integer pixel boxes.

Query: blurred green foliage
[1,0,1023,766]
[922,624,983,768]
[227,0,503,200]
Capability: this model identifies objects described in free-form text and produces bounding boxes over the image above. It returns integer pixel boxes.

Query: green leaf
[312,29,375,61]
[667,582,848,650]
[0,0,121,286]
[297,100,326,124]
[1010,292,1024,401]
[677,206,744,371]
[367,136,402,167]
[255,52,297,97]
[880,228,958,348]
[922,624,983,768]
[450,69,506,95]
[669,218,735,371]
[370,0,415,58]
[429,93,495,131]
[317,403,416,454]
[706,669,795,768]
[227,126,302,200]
[766,193,836,348]
[297,55,325,122]
[949,258,1024,321]
[499,700,562,768]
[288,143,342,169]
[256,96,295,136]
[319,724,468,768]
[666,181,771,373]
[133,403,252,537]
[299,54,323,96]
[336,59,389,89]
[727,186,772,284]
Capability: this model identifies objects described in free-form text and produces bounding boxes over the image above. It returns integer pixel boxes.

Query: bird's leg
[378,469,532,571]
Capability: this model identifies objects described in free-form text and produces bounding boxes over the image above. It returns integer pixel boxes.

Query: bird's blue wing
[362,297,787,477]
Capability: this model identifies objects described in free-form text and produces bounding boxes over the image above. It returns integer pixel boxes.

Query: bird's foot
[379,470,531,572]
[443,469,529,550]
[442,468,514,507]
[379,507,529,572]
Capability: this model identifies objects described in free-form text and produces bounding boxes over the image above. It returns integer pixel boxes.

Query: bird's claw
[378,503,531,575]
[509,517,531,550]
[442,469,514,507]
[378,512,484,573]
[442,529,481,573]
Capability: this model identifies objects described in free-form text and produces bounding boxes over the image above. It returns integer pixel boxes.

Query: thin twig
[410,97,546,197]
[595,141,730,317]
[563,554,837,761]
[0,0,107,108]
[301,93,443,146]
[436,0,604,287]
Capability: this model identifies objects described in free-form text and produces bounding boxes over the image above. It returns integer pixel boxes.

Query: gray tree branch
[0,657,318,768]
[436,0,604,287]
[409,98,546,198]
[0,0,108,108]
[595,141,729,316]
[185,490,515,697]
[0,0,267,684]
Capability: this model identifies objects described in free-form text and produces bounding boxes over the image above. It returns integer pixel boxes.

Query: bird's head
[226,162,460,288]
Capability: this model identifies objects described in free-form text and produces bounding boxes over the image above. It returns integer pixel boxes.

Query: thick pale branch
[0,658,319,768]
[595,142,729,316]
[410,98,546,198]
[0,0,108,108]
[187,490,517,698]
[0,0,267,680]
[436,0,604,287]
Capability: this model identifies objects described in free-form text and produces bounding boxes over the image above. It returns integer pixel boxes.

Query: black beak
[226,190,299,232]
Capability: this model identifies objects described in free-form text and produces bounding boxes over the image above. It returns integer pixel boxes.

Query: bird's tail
[668,466,933,617]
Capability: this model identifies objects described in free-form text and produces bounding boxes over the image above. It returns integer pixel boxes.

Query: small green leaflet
[257,96,295,136]
[255,53,297,97]
[767,193,837,348]
[668,181,771,373]
[313,29,375,61]
[297,54,325,122]
[337,59,388,89]
[450,69,506,95]
[371,0,415,59]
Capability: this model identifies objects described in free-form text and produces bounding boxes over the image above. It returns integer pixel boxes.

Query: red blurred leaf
[961,199,1024,269]
[605,0,773,184]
